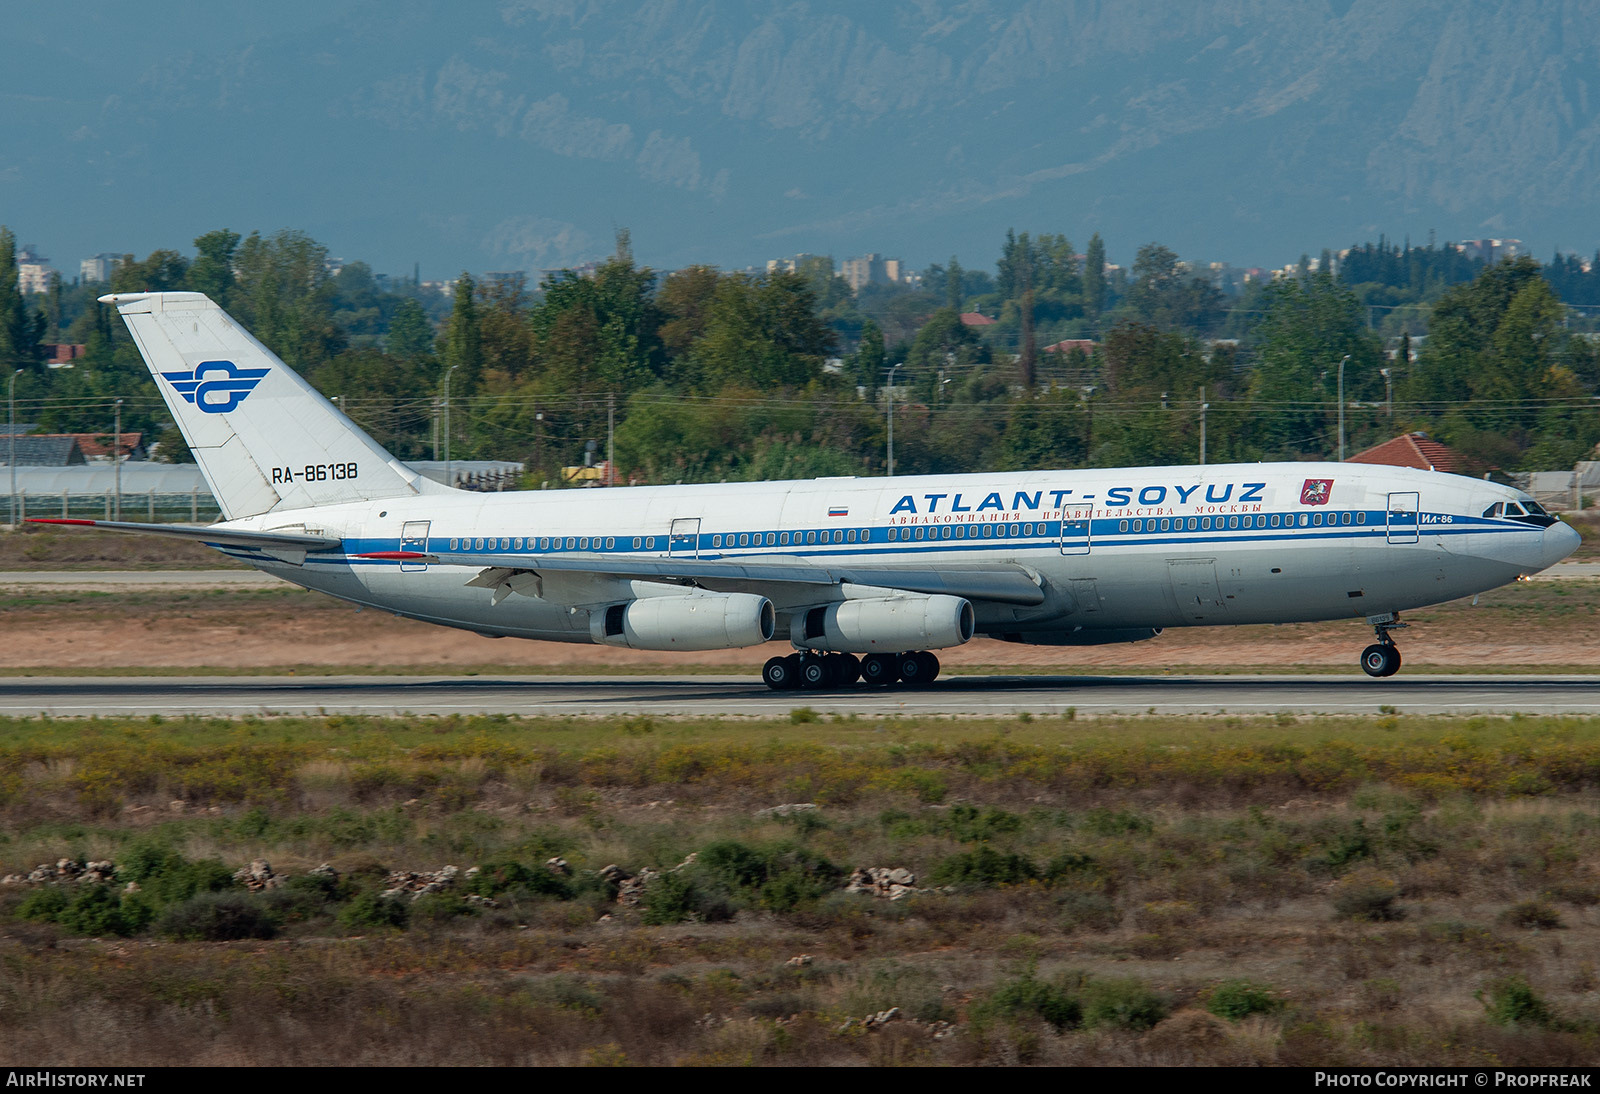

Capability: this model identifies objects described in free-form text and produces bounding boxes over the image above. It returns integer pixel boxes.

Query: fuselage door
[1386,492,1420,544]
[400,520,430,572]
[1059,505,1093,555]
[668,517,701,558]
[1167,558,1225,622]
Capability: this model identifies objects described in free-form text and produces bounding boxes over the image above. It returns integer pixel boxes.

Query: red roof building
[1345,432,1466,473]
[1043,339,1097,355]
[959,312,996,326]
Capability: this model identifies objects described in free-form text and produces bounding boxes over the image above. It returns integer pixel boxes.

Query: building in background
[16,245,54,295]
[80,253,123,283]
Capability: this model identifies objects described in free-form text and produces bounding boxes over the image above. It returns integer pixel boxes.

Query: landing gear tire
[800,657,830,689]
[1360,643,1401,678]
[763,655,803,691]
[861,653,897,686]
[827,653,861,686]
[896,651,940,687]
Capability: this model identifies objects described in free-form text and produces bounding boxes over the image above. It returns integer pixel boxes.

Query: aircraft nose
[1536,520,1583,571]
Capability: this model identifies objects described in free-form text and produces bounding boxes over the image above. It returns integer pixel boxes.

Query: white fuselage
[212,461,1579,649]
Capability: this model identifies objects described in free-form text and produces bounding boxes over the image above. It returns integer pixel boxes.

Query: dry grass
[1,712,1599,1065]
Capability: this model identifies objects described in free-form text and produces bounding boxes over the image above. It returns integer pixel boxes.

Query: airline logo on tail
[160,360,269,414]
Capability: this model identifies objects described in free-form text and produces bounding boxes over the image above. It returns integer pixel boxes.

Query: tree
[1083,234,1107,326]
[440,272,483,393]
[231,230,344,371]
[1250,270,1383,457]
[946,256,964,312]
[680,271,833,393]
[386,299,435,361]
[187,229,240,306]
[853,318,885,390]
[1118,243,1225,334]
[0,225,44,374]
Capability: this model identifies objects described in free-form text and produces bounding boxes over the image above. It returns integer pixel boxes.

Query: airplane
[28,291,1581,689]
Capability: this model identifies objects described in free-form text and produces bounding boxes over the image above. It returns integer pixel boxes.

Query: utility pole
[1199,386,1208,466]
[1337,354,1351,462]
[1380,367,1393,419]
[8,369,21,528]
[885,363,901,476]
[113,398,123,520]
[443,365,460,488]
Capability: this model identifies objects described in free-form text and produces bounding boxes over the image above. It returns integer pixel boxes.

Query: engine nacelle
[791,595,975,653]
[591,592,775,651]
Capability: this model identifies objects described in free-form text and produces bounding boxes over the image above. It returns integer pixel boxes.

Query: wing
[362,549,1047,606]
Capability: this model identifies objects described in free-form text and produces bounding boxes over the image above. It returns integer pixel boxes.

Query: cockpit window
[1482,502,1503,517]
[1504,502,1525,516]
[1525,500,1549,516]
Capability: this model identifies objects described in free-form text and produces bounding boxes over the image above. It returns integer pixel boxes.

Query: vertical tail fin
[103,292,443,519]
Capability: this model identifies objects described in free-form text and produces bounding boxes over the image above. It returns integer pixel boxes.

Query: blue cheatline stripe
[225,507,1539,569]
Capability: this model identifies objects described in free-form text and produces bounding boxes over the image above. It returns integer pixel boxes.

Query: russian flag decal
[828,506,848,517]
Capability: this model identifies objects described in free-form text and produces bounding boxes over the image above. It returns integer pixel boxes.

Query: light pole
[113,398,123,521]
[1337,354,1351,462]
[885,363,901,476]
[1199,386,1208,465]
[1380,367,1393,419]
[8,369,21,528]
[443,364,460,487]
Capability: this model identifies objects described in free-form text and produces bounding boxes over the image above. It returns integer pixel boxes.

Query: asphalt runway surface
[5,673,1600,718]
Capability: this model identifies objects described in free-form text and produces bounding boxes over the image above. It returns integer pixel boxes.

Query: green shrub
[17,886,70,923]
[972,972,1082,1031]
[410,892,477,924]
[1207,979,1282,1021]
[30,885,152,938]
[116,844,236,907]
[1079,809,1153,837]
[929,846,1039,890]
[338,891,409,932]
[692,840,843,913]
[1082,976,1168,1031]
[158,892,278,941]
[639,870,734,926]
[1479,976,1554,1027]
[1330,871,1404,921]
[935,805,1024,843]
[1057,891,1121,932]
[466,860,572,902]
[1499,900,1563,930]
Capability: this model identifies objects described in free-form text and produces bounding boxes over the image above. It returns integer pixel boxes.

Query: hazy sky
[6,1,1597,279]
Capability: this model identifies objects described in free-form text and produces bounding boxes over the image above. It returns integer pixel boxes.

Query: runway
[5,673,1600,718]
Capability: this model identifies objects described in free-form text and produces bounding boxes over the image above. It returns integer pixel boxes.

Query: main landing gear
[1360,613,1406,678]
[761,650,941,691]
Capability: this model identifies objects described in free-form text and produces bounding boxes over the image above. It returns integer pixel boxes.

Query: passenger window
[646,537,655,550]
[606,537,615,549]
[983,525,994,538]
[1119,520,1129,533]
[565,538,575,549]
[1341,512,1351,525]
[847,529,857,543]
[805,531,816,544]
[888,528,898,541]
[579,537,589,549]
[739,534,749,546]
[1357,513,1365,525]
[1201,517,1211,530]
[449,538,459,550]
[632,537,641,549]
[778,532,787,545]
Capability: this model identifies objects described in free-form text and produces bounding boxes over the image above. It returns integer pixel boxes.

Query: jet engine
[791,594,975,653]
[591,592,775,651]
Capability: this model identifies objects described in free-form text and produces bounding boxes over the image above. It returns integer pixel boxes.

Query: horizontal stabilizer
[28,518,342,551]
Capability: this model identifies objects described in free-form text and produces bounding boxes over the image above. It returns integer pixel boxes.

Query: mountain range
[6,0,1600,278]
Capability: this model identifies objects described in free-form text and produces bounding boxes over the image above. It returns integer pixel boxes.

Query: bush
[929,846,1039,890]
[28,885,153,938]
[466,860,572,902]
[1480,976,1555,1028]
[1330,870,1404,921]
[935,805,1024,843]
[1207,979,1282,1021]
[1057,891,1120,932]
[639,871,734,926]
[692,840,843,913]
[338,891,409,932]
[1082,976,1168,1031]
[972,972,1082,1031]
[158,892,278,941]
[1499,900,1563,930]
[116,844,236,906]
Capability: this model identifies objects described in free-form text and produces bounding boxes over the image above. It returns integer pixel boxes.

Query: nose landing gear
[1360,613,1406,678]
